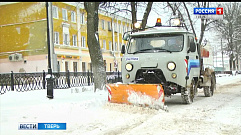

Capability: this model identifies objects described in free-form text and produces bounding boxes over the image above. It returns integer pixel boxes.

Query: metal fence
[0,70,122,95]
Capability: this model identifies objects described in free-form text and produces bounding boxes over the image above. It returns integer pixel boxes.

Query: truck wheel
[204,86,213,97]
[181,80,195,104]
[204,73,215,97]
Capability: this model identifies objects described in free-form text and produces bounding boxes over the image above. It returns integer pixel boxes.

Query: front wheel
[181,80,195,104]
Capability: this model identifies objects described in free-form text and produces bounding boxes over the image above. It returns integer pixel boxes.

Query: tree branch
[183,2,196,38]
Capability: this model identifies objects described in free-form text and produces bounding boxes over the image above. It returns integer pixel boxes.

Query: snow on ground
[0,74,241,135]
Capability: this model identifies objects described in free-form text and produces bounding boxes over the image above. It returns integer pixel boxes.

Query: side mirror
[121,45,125,54]
[123,33,130,41]
[188,42,196,53]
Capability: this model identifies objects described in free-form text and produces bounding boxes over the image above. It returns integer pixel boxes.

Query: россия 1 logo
[194,7,223,20]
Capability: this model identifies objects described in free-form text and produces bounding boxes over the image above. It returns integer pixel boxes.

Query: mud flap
[106,83,166,110]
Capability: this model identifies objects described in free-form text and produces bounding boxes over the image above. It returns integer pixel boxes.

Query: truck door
[187,35,200,77]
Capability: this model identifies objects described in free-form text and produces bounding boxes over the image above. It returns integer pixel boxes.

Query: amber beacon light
[155,18,162,26]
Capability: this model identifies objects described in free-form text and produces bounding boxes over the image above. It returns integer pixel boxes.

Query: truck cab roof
[130,27,193,36]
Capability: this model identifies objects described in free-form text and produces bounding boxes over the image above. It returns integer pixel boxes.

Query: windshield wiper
[133,48,172,54]
[133,48,154,54]
[153,48,172,53]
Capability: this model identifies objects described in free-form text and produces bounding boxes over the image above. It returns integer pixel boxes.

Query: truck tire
[204,86,212,97]
[181,80,195,104]
[204,73,215,97]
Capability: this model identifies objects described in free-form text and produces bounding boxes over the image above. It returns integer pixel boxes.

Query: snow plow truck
[106,18,216,109]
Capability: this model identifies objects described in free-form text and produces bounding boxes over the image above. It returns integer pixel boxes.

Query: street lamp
[46,2,54,99]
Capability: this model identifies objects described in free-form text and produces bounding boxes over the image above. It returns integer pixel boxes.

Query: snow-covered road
[1,75,241,135]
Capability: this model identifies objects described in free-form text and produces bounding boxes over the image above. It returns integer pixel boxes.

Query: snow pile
[127,91,167,111]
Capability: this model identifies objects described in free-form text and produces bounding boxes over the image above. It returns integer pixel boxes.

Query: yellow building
[0,2,132,73]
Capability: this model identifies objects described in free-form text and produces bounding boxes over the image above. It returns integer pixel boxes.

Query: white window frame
[71,11,76,23]
[62,8,68,21]
[72,35,77,47]
[63,33,69,45]
[109,41,112,50]
[63,26,69,45]
[108,21,112,31]
[54,32,59,45]
[101,19,105,30]
[80,12,85,24]
[103,40,106,50]
[52,6,58,19]
[81,36,86,48]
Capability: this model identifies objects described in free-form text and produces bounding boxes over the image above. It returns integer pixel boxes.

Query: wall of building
[0,2,48,73]
[0,2,131,73]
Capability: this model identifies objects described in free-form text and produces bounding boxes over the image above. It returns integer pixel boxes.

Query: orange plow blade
[106,83,166,110]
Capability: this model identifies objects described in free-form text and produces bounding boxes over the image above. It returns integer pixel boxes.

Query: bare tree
[131,2,137,26]
[100,2,153,30]
[84,2,106,91]
[166,2,217,44]
[141,2,153,29]
[214,2,241,70]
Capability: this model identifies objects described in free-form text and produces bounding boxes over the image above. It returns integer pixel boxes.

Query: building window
[80,12,85,24]
[71,11,76,23]
[65,61,69,72]
[109,41,112,50]
[119,24,121,33]
[103,40,106,50]
[108,21,112,31]
[110,63,112,72]
[81,36,86,48]
[104,60,106,71]
[115,42,118,51]
[72,35,77,47]
[54,32,59,45]
[73,62,77,72]
[88,63,92,72]
[114,23,117,32]
[82,62,86,72]
[63,26,69,45]
[119,43,122,51]
[101,19,105,30]
[63,33,69,45]
[57,61,60,72]
[62,8,68,21]
[53,6,58,19]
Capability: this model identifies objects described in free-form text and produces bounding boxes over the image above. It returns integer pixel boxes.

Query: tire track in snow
[101,103,165,135]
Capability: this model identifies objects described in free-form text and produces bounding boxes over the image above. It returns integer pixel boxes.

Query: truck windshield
[127,34,184,54]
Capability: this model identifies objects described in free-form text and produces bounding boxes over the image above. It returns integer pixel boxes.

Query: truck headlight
[125,63,133,72]
[167,62,176,71]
